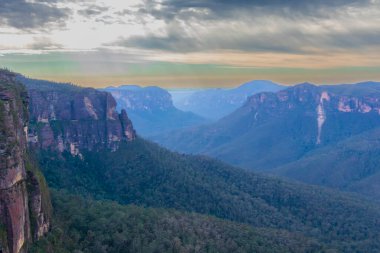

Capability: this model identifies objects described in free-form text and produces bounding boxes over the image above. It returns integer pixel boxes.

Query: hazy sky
[1,0,380,87]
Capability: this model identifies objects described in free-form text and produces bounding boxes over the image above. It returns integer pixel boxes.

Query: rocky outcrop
[0,70,51,253]
[23,78,136,156]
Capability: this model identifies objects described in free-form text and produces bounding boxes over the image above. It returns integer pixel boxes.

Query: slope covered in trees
[31,191,323,253]
[274,127,380,201]
[35,138,380,252]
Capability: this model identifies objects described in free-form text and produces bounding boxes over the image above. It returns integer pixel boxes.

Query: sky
[0,0,380,88]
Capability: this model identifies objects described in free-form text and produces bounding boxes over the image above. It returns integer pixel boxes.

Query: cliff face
[246,83,380,117]
[0,70,51,253]
[245,83,380,145]
[22,78,136,156]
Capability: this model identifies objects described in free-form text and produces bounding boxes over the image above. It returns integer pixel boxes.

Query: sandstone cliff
[19,76,136,156]
[0,70,51,253]
[245,83,380,145]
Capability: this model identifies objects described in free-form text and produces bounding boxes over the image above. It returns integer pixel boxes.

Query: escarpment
[21,77,136,156]
[0,70,51,253]
[245,83,380,145]
[154,82,380,173]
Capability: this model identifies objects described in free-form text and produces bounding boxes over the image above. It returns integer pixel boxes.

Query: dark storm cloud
[119,24,308,53]
[112,0,379,54]
[115,24,200,52]
[0,0,70,30]
[121,25,380,54]
[139,0,370,21]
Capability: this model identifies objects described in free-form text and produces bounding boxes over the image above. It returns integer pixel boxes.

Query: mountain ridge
[173,80,285,119]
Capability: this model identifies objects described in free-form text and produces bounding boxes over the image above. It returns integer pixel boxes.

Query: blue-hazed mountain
[153,81,380,201]
[271,81,380,201]
[102,85,206,137]
[172,80,285,120]
[168,88,200,106]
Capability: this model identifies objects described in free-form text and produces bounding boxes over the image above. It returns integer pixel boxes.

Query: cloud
[27,37,63,50]
[114,22,200,52]
[138,0,370,21]
[0,0,71,30]
[77,4,109,17]
[119,21,307,53]
[111,0,380,54]
[1,0,379,74]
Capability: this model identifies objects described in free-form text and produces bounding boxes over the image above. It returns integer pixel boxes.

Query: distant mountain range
[153,81,380,201]
[172,80,285,120]
[102,85,206,136]
[101,80,285,137]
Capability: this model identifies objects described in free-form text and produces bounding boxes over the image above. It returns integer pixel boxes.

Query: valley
[2,0,380,252]
[2,70,380,252]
